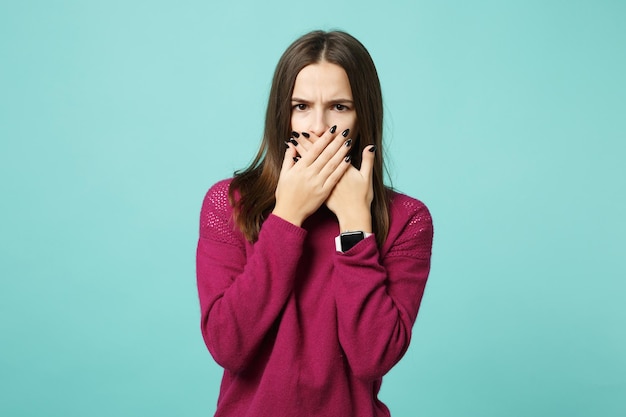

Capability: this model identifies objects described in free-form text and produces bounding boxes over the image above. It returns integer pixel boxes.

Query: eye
[334,104,348,111]
[293,103,308,111]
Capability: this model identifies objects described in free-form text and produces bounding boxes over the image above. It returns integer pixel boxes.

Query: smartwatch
[335,231,372,252]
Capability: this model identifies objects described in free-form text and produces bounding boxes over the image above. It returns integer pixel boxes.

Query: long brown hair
[229,30,390,247]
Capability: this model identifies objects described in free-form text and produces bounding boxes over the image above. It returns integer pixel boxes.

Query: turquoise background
[1,0,624,416]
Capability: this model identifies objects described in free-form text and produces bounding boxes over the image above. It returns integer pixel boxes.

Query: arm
[199,127,350,371]
[332,202,433,380]
[196,181,307,372]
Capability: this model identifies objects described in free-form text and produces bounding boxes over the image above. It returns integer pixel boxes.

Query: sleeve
[196,181,307,372]
[331,199,433,380]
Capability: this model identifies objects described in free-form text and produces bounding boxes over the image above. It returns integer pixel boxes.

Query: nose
[309,108,329,137]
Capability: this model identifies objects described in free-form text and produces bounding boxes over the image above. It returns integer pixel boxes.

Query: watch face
[341,231,365,252]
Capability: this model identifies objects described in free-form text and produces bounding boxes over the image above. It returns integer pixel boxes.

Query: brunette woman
[197,30,433,416]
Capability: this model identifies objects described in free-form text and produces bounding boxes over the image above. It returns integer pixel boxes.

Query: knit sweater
[196,178,433,417]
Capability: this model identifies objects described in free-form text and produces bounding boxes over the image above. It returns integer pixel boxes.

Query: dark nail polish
[330,125,337,134]
[368,145,377,152]
[345,155,352,163]
[291,131,300,138]
[301,132,310,138]
[344,139,352,147]
[284,141,290,148]
[290,138,299,146]
[341,128,350,137]
[293,156,300,163]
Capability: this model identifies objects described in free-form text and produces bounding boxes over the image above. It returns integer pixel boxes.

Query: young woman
[197,30,433,416]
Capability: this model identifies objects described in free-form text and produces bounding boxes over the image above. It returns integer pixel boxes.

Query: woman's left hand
[294,133,375,233]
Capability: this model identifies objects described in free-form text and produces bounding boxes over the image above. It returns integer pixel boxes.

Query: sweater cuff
[333,235,384,288]
[262,214,308,241]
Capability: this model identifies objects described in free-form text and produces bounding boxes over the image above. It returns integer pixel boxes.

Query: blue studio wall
[1,1,624,416]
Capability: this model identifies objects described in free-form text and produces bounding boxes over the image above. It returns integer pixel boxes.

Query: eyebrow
[291,97,354,104]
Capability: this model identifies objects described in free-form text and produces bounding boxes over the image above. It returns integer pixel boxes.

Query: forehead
[292,62,352,98]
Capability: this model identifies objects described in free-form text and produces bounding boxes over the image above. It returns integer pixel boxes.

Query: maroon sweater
[196,179,433,417]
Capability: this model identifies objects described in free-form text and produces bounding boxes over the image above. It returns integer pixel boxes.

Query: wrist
[337,208,372,234]
[271,206,304,227]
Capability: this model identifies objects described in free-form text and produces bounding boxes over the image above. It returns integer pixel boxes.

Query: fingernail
[345,155,352,162]
[368,145,377,152]
[301,132,310,138]
[341,128,350,137]
[344,139,352,147]
[293,156,300,163]
[284,141,290,148]
[330,125,337,134]
[290,138,299,146]
[291,131,300,138]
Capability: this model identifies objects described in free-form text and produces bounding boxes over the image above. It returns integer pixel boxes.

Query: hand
[292,129,375,233]
[325,145,375,233]
[272,126,353,227]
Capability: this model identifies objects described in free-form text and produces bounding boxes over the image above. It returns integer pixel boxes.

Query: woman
[197,30,433,416]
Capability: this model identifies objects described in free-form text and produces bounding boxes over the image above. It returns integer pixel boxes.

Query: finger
[360,145,376,178]
[323,153,353,190]
[309,128,351,173]
[280,143,298,171]
[295,134,327,167]
[288,131,326,168]
[290,131,313,156]
[297,127,347,153]
[314,136,353,180]
[296,125,339,165]
[318,138,354,188]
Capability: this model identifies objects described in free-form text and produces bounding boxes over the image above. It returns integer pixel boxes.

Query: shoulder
[199,178,238,240]
[384,189,433,258]
[203,178,233,205]
[389,190,432,227]
[201,178,235,216]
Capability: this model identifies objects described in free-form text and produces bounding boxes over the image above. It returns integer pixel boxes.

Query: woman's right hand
[272,126,352,227]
